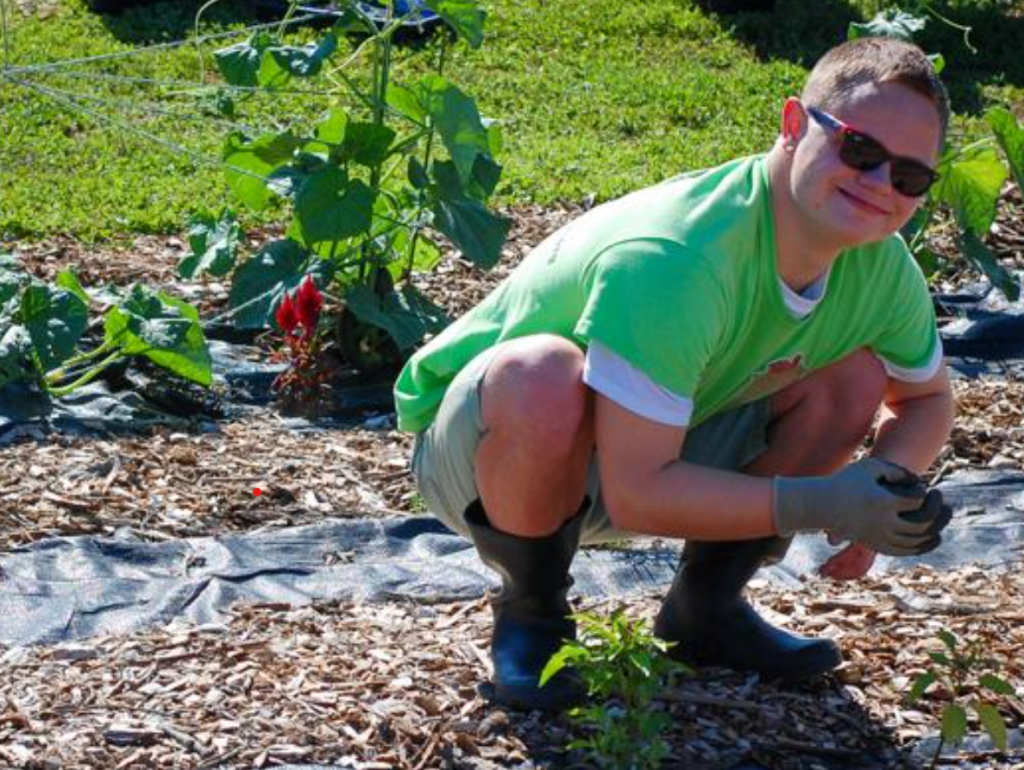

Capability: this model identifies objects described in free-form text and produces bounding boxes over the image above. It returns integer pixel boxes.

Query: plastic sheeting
[2,469,1021,649]
[0,339,396,445]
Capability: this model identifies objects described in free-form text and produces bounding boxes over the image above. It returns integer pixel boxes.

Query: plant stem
[54,336,120,371]
[45,350,123,397]
[404,33,448,279]
[929,736,944,769]
[276,0,302,40]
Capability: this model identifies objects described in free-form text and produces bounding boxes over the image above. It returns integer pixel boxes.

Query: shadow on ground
[504,669,917,770]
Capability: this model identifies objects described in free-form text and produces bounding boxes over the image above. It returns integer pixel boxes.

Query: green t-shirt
[394,155,939,434]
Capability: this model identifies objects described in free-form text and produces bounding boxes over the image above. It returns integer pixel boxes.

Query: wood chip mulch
[1,565,1022,770]
[0,418,415,552]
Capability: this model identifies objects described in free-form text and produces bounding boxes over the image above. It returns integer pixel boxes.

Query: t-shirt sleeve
[574,239,728,400]
[583,341,694,426]
[871,244,943,383]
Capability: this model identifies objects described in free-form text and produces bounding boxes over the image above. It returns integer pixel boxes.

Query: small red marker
[253,488,262,496]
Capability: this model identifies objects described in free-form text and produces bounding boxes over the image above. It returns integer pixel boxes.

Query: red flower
[294,276,323,339]
[275,293,299,335]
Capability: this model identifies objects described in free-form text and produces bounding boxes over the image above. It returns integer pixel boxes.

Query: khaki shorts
[411,344,773,544]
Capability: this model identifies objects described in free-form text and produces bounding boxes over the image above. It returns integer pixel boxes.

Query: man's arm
[871,365,956,473]
[594,394,776,539]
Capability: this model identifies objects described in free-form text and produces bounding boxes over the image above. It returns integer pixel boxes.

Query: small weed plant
[541,609,691,770]
[906,629,1017,768]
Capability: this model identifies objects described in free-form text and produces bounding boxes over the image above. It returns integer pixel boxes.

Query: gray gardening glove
[773,458,945,556]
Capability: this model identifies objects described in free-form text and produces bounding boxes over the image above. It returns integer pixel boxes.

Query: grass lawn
[0,0,1022,241]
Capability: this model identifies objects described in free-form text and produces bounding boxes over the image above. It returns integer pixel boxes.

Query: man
[394,36,955,711]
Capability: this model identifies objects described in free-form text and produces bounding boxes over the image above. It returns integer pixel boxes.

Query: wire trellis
[0,0,347,196]
[0,0,364,321]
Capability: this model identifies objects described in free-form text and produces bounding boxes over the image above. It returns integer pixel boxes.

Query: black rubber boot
[465,499,587,711]
[654,537,842,682]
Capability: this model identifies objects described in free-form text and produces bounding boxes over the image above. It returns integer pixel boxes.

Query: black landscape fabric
[1,469,1021,649]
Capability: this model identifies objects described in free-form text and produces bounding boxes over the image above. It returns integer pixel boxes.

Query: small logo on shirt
[730,353,808,407]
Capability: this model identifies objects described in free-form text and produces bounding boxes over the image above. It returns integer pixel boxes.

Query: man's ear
[780,97,807,147]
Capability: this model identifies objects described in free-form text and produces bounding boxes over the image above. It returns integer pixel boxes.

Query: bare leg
[475,335,594,537]
[745,348,887,478]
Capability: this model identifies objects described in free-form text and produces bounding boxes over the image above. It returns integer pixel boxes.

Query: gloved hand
[773,458,952,556]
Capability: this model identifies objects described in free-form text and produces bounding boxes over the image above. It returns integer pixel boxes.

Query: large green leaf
[988,107,1024,192]
[933,145,1008,234]
[228,239,328,329]
[959,229,1020,302]
[265,32,338,81]
[429,160,511,268]
[0,266,26,306]
[214,32,275,88]
[344,283,448,351]
[292,166,376,246]
[848,10,926,41]
[55,269,89,305]
[104,285,212,387]
[424,0,485,49]
[19,284,89,371]
[391,76,492,183]
[386,82,428,125]
[0,324,39,388]
[179,209,241,280]
[223,131,302,211]
[341,122,397,168]
[424,75,492,183]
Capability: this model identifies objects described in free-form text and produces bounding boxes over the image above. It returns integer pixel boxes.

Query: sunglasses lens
[891,162,936,197]
[839,130,936,197]
[839,131,888,171]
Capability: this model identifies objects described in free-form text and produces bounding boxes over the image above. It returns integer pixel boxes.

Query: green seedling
[906,629,1017,768]
[541,609,691,770]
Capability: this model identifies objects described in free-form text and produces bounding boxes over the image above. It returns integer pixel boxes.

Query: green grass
[0,0,1021,241]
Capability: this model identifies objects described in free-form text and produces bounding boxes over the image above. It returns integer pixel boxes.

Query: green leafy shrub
[0,253,211,397]
[906,629,1018,768]
[186,0,509,371]
[541,610,691,770]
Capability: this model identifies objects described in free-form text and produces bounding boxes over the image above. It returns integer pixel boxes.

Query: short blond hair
[802,37,950,141]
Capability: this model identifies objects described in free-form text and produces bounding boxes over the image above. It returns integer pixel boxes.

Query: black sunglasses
[807,106,939,198]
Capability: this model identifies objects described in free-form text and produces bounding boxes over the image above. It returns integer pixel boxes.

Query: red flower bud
[275,292,299,334]
[295,276,323,339]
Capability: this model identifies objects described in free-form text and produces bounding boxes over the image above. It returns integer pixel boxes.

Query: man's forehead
[829,81,943,156]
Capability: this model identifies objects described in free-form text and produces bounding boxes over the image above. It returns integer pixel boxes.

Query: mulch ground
[1,567,1022,769]
[2,197,1024,769]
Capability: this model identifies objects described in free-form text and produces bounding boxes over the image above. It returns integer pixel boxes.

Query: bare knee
[802,349,887,440]
[481,335,592,454]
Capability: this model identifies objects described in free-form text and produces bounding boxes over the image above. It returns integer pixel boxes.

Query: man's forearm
[601,461,776,540]
[871,390,955,475]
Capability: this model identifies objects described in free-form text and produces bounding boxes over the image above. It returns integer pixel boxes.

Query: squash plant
[850,7,1024,302]
[0,254,212,398]
[188,0,510,371]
